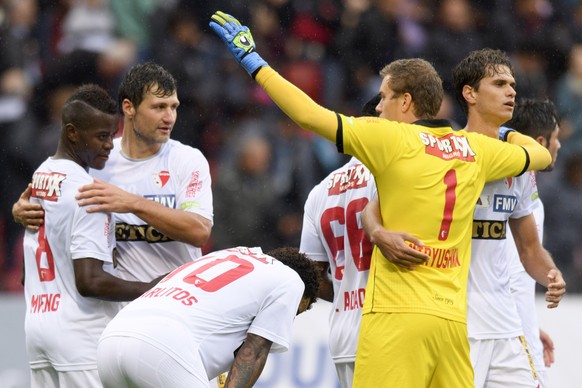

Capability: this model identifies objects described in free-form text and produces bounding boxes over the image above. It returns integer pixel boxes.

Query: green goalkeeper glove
[209,11,268,78]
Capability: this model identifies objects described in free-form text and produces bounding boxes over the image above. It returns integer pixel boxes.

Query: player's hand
[539,328,555,367]
[209,11,267,77]
[369,229,430,270]
[544,269,565,308]
[12,184,44,231]
[76,178,139,214]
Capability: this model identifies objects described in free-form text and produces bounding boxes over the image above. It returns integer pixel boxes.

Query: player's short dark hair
[62,84,117,128]
[267,247,320,309]
[453,48,515,114]
[379,58,443,118]
[361,93,380,117]
[505,99,559,144]
[118,61,177,112]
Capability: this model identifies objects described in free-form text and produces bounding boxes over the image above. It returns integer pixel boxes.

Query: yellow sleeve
[255,67,339,142]
[506,131,551,171]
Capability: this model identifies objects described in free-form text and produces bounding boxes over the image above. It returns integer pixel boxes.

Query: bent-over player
[97,247,319,388]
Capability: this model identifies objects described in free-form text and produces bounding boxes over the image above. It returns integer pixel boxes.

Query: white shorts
[470,337,539,388]
[31,367,102,388]
[335,361,355,388]
[97,336,209,388]
[537,369,549,388]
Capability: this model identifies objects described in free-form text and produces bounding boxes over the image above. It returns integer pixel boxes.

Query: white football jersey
[300,158,376,363]
[508,197,546,375]
[100,247,304,380]
[91,138,213,282]
[467,171,537,339]
[23,158,118,371]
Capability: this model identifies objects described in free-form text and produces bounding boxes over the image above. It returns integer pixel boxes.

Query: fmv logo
[493,194,517,213]
[144,194,176,209]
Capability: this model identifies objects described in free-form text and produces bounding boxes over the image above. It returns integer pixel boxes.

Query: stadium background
[0,1,581,387]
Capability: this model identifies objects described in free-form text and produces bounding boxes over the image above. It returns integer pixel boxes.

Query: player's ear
[462,85,476,105]
[65,123,79,143]
[401,92,413,113]
[536,135,547,147]
[122,99,135,118]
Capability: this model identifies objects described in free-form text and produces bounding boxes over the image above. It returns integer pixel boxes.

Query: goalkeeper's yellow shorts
[354,312,474,388]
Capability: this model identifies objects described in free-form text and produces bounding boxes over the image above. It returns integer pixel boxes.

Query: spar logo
[31,172,66,201]
[419,132,476,162]
[327,163,371,195]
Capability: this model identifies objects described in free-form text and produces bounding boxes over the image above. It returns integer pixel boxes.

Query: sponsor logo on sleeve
[186,171,202,198]
[31,172,66,201]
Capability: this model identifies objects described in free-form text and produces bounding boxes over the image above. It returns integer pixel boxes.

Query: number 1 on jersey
[439,169,457,241]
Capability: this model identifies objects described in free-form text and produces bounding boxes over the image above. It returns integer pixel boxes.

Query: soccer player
[505,98,562,387]
[209,11,552,387]
[13,62,214,283]
[453,49,565,388]
[14,61,219,387]
[22,84,161,388]
[299,94,429,387]
[96,246,319,388]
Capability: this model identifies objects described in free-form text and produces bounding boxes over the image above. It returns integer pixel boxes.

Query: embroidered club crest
[153,170,170,188]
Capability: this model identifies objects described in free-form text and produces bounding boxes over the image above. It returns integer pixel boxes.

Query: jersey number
[162,253,264,292]
[320,198,372,280]
[35,224,56,281]
[439,169,457,241]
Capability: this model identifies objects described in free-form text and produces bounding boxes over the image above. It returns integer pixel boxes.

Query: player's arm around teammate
[13,177,212,248]
[361,195,429,270]
[12,184,44,231]
[76,178,212,248]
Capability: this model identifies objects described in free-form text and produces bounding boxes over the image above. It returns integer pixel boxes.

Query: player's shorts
[354,312,473,388]
[97,335,209,388]
[30,367,101,388]
[537,369,548,388]
[334,361,355,388]
[469,336,539,388]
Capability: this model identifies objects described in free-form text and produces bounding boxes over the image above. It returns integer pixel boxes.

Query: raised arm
[209,11,338,142]
[225,333,272,388]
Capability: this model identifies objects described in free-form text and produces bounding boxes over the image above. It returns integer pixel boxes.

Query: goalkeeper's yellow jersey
[340,115,530,323]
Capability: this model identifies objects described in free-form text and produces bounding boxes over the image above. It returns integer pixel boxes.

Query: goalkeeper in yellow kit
[209,11,552,388]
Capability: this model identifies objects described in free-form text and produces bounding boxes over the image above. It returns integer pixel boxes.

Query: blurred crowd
[0,0,581,292]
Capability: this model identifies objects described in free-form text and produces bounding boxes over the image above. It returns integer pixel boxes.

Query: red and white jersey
[91,138,213,282]
[468,171,538,339]
[23,158,118,371]
[508,197,546,374]
[300,158,375,363]
[100,247,304,380]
